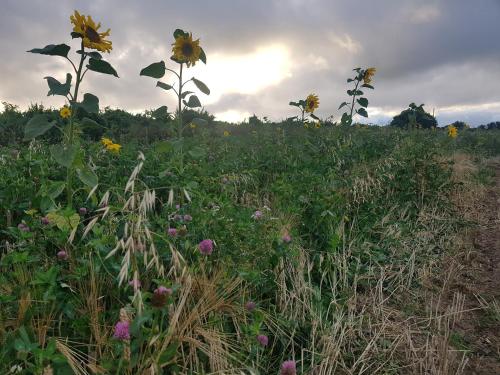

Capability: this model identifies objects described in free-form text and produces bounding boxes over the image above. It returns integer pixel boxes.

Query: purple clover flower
[257,334,269,346]
[113,321,130,340]
[280,360,296,375]
[245,301,256,311]
[183,214,192,222]
[198,239,214,255]
[252,210,263,220]
[154,286,173,296]
[167,228,178,237]
[282,233,292,244]
[57,250,68,260]
[41,217,50,225]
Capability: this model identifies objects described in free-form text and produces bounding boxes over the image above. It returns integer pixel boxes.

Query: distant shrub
[390,103,437,129]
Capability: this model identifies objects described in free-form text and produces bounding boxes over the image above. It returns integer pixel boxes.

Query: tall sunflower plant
[289,94,320,124]
[26,10,119,207]
[140,29,210,138]
[338,67,376,126]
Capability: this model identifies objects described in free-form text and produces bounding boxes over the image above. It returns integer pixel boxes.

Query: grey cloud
[1,0,499,126]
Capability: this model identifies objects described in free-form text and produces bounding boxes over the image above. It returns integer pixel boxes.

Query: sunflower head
[59,106,72,119]
[447,125,458,138]
[305,94,319,113]
[101,137,113,146]
[70,10,112,53]
[171,29,205,67]
[363,67,376,85]
[106,143,122,153]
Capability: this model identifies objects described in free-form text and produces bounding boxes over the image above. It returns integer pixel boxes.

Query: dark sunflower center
[85,26,101,43]
[181,42,194,57]
[308,100,315,108]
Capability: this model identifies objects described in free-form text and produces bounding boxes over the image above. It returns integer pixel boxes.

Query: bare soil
[450,161,500,374]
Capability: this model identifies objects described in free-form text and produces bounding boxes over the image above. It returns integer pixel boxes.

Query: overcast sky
[1,0,500,126]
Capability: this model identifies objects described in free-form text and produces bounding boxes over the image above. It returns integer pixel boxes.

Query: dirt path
[452,161,500,374]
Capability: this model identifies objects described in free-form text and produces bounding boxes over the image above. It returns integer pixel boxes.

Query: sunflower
[305,94,319,113]
[70,10,112,53]
[363,67,376,85]
[59,106,72,119]
[101,137,113,146]
[447,125,458,138]
[106,143,122,153]
[314,122,321,129]
[172,32,202,67]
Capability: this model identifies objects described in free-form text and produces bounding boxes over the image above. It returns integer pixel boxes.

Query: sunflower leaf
[87,58,119,77]
[341,113,352,126]
[24,115,56,140]
[199,48,207,64]
[140,61,166,79]
[183,95,202,108]
[74,93,99,114]
[156,81,173,91]
[357,98,369,108]
[310,113,320,120]
[71,32,83,39]
[28,44,71,58]
[361,83,374,89]
[76,165,98,188]
[50,144,78,168]
[338,102,349,110]
[192,78,210,95]
[289,101,300,107]
[44,73,72,97]
[173,29,188,39]
[356,108,368,117]
[77,50,102,60]
[181,91,194,99]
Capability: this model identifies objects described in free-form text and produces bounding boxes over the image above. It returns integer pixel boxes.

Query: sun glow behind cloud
[189,44,292,103]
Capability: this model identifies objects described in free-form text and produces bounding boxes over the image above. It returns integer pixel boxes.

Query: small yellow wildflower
[101,137,113,146]
[172,32,202,67]
[59,106,72,119]
[448,125,458,138]
[363,67,376,85]
[223,130,230,137]
[314,122,321,129]
[189,123,197,129]
[106,143,122,153]
[70,11,112,53]
[305,94,319,113]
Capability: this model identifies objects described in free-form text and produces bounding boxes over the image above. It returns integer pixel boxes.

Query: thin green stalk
[177,63,184,139]
[348,79,360,125]
[65,41,86,207]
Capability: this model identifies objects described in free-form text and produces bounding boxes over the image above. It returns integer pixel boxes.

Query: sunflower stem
[177,63,184,139]
[66,40,87,208]
[348,78,360,126]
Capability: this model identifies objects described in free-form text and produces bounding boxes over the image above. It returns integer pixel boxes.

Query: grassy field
[1,123,499,374]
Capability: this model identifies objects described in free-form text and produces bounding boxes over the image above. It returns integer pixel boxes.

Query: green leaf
[156,81,173,91]
[87,58,119,77]
[357,98,369,108]
[181,91,194,99]
[76,165,98,187]
[289,101,300,107]
[192,78,210,95]
[173,29,188,39]
[347,78,355,83]
[140,61,166,79]
[357,108,368,117]
[338,101,349,110]
[183,95,201,108]
[341,112,352,125]
[44,73,72,96]
[71,32,82,39]
[75,93,99,114]
[24,115,56,140]
[46,181,66,199]
[152,106,169,120]
[310,113,319,120]
[47,211,80,231]
[362,83,374,89]
[50,144,78,168]
[27,44,70,58]
[81,117,100,128]
[77,50,102,60]
[199,48,207,64]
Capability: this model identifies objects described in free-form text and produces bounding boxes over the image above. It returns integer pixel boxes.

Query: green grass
[1,123,499,374]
